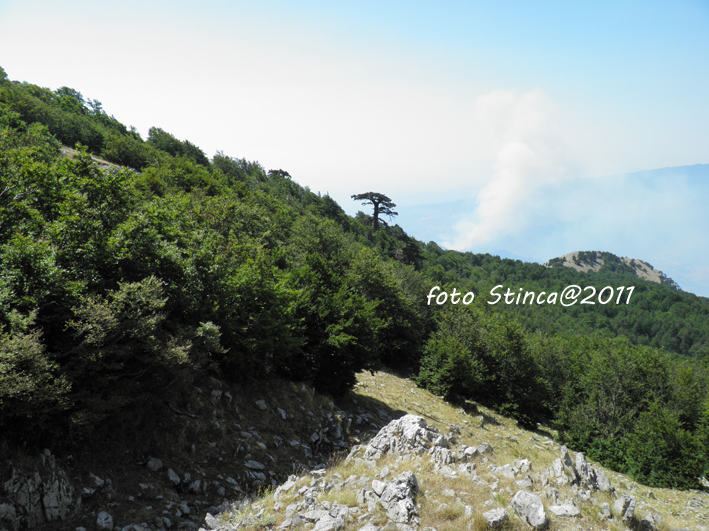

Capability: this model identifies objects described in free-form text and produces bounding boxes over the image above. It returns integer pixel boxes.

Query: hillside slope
[212,371,707,531]
[2,370,707,531]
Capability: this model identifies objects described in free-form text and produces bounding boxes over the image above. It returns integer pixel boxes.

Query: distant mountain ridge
[546,250,681,289]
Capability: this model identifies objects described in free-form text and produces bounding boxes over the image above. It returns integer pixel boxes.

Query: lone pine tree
[351,192,398,231]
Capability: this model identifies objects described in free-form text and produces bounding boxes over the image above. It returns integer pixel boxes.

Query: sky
[1,1,708,294]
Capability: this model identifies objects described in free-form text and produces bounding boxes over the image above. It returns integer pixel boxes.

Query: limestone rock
[599,502,611,519]
[613,495,636,524]
[146,457,163,472]
[360,415,448,461]
[511,490,548,529]
[0,504,18,531]
[477,442,494,455]
[375,471,419,525]
[167,468,181,486]
[639,511,663,531]
[2,450,79,529]
[371,480,386,497]
[96,511,113,530]
[245,460,265,470]
[483,508,508,529]
[549,503,581,517]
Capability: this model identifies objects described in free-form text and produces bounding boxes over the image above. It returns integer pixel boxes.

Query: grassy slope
[219,370,708,530]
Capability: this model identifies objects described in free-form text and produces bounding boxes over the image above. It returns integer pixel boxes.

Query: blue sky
[1,1,708,293]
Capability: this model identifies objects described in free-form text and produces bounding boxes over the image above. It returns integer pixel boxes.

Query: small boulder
[613,495,636,525]
[146,457,163,472]
[477,442,494,455]
[549,503,581,517]
[245,460,265,470]
[167,468,180,486]
[483,508,508,529]
[96,511,113,530]
[639,511,663,531]
[511,490,548,529]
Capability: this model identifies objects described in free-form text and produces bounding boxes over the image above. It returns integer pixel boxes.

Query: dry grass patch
[317,487,360,508]
[213,369,708,531]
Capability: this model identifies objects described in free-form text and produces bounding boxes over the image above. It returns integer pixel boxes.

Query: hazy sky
[1,1,708,292]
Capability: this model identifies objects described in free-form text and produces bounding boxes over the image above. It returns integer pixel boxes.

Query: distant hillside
[546,251,681,289]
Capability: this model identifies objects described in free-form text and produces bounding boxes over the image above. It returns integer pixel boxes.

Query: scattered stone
[515,475,534,489]
[599,502,611,519]
[360,415,448,461]
[511,490,548,529]
[255,399,268,410]
[146,457,163,472]
[549,503,581,517]
[596,468,613,492]
[0,504,18,531]
[515,458,533,474]
[188,480,201,494]
[357,524,382,531]
[483,508,508,529]
[491,464,515,479]
[375,471,420,525]
[613,495,636,524]
[639,511,663,531]
[96,511,113,530]
[167,468,180,486]
[463,446,479,459]
[245,460,265,470]
[477,442,494,455]
[88,472,105,489]
[372,480,386,497]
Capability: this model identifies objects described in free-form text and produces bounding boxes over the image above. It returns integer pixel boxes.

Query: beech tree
[351,192,397,230]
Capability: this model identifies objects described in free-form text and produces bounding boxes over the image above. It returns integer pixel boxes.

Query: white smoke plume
[447,89,573,250]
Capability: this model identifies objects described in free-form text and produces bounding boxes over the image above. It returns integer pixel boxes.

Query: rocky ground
[1,371,708,531]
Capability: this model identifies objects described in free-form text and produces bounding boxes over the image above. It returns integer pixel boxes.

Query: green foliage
[139,152,223,195]
[282,216,380,395]
[65,276,194,429]
[147,127,209,166]
[419,247,709,358]
[102,133,151,170]
[625,403,700,488]
[213,151,265,184]
[348,248,427,369]
[479,314,545,425]
[0,311,70,437]
[416,308,482,403]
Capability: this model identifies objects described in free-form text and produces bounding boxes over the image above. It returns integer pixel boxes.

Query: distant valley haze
[395,164,709,298]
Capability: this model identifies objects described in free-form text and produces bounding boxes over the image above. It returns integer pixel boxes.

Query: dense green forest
[1,66,708,489]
